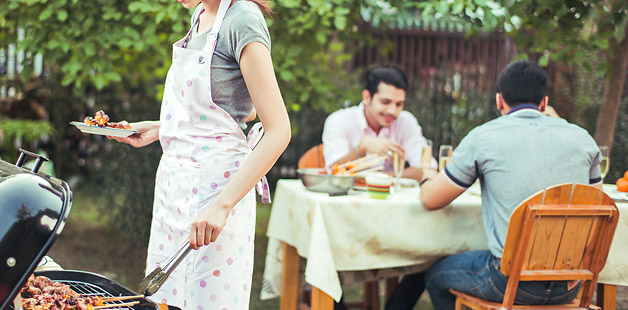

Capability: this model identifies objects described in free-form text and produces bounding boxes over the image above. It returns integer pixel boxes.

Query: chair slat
[525,216,565,270]
[569,184,603,205]
[529,205,617,216]
[579,217,602,271]
[541,184,576,205]
[519,270,594,281]
[553,216,594,270]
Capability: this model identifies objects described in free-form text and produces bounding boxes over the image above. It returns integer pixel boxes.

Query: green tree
[418,0,628,147]
[0,0,401,244]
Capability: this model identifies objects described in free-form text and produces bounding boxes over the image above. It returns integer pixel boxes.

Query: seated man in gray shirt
[416,60,602,309]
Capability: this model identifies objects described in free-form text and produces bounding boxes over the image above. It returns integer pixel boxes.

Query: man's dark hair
[496,60,547,106]
[364,66,408,96]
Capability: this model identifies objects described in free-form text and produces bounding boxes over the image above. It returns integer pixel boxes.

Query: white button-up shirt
[322,102,436,171]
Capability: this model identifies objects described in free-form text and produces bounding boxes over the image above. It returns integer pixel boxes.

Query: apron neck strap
[201,0,231,52]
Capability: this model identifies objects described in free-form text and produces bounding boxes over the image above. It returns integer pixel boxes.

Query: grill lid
[0,150,72,310]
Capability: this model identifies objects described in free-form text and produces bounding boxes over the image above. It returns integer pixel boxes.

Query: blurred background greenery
[1,0,628,308]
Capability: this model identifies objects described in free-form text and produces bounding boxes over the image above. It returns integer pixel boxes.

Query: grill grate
[65,280,112,296]
[9,271,159,310]
[11,279,145,310]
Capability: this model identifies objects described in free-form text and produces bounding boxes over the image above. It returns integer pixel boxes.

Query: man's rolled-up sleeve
[322,111,352,168]
[443,130,479,189]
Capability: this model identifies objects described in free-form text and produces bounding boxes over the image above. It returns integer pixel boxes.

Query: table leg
[385,277,399,302]
[596,284,616,310]
[311,286,334,310]
[280,242,300,310]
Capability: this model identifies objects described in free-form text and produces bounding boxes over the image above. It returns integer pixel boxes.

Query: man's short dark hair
[496,60,547,106]
[364,66,408,96]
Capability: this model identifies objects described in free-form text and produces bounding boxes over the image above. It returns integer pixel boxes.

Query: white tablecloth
[261,180,628,302]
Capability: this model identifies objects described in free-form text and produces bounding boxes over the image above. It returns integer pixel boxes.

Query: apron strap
[202,0,231,53]
[247,122,271,203]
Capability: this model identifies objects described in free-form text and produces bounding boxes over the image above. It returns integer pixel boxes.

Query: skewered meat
[20,275,103,310]
[83,110,131,130]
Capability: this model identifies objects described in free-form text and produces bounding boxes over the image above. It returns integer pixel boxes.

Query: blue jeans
[425,250,581,310]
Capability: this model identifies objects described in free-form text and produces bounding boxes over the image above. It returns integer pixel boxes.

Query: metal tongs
[139,241,193,296]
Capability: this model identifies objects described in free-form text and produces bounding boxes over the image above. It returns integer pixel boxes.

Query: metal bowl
[297,168,356,194]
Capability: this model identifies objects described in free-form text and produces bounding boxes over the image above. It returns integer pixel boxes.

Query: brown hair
[248,0,274,17]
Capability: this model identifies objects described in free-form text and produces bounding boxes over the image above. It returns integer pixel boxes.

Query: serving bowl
[297,168,356,194]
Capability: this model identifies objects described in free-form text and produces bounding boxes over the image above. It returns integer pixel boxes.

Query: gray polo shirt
[444,104,602,258]
[187,1,271,129]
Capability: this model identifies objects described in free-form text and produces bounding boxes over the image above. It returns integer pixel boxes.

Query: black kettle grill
[0,149,72,309]
[0,149,159,310]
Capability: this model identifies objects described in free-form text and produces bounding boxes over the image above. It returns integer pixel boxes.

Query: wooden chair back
[497,183,619,309]
[298,144,325,169]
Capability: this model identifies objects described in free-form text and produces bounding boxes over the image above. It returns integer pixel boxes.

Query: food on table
[330,163,354,176]
[617,172,628,192]
[83,110,131,130]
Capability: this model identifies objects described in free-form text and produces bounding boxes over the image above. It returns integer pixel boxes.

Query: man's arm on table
[322,111,357,167]
[420,171,466,210]
[402,166,423,182]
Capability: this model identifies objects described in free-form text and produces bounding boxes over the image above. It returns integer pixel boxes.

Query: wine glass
[393,152,405,192]
[599,146,610,181]
[439,145,453,172]
[421,140,433,173]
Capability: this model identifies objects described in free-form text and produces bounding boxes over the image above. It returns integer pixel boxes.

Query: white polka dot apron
[145,1,270,309]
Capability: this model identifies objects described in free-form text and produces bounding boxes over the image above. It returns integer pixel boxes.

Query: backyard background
[2,0,628,309]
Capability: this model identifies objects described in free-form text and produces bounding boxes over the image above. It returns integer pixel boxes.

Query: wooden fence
[351,27,518,94]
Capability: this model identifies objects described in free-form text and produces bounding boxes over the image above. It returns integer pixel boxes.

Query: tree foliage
[0,0,403,244]
[417,0,628,147]
[0,0,188,92]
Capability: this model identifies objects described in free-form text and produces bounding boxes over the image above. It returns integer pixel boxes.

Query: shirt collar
[357,101,369,133]
[507,104,542,116]
[357,101,393,136]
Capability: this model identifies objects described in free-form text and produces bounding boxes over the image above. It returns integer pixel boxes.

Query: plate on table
[71,121,138,137]
[466,182,481,196]
[604,187,628,202]
[396,178,418,187]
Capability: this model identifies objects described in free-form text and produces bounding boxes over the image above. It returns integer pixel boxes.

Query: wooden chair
[451,183,619,310]
[297,144,388,309]
[298,144,326,169]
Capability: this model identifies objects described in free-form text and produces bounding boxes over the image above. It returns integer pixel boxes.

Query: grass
[47,186,623,310]
[46,186,435,309]
[47,186,281,308]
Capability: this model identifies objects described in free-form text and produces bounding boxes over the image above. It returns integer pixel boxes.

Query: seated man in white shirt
[321,66,434,310]
[322,66,435,182]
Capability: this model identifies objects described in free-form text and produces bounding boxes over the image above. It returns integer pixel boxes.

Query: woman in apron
[109,0,290,309]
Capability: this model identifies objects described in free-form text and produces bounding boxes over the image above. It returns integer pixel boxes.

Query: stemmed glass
[393,152,405,192]
[439,145,453,172]
[599,146,610,181]
[421,140,433,173]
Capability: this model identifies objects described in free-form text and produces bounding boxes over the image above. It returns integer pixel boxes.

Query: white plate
[354,178,417,190]
[396,178,419,187]
[603,186,628,202]
[71,121,138,137]
[466,182,482,196]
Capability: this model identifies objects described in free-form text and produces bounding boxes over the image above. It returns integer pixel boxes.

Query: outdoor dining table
[261,179,628,310]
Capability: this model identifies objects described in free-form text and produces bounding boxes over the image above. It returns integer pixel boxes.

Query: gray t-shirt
[444,105,602,258]
[187,1,271,129]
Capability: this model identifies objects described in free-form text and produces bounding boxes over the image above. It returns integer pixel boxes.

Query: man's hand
[359,137,405,157]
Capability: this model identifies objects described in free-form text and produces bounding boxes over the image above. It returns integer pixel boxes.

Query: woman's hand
[188,203,231,249]
[107,121,160,147]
